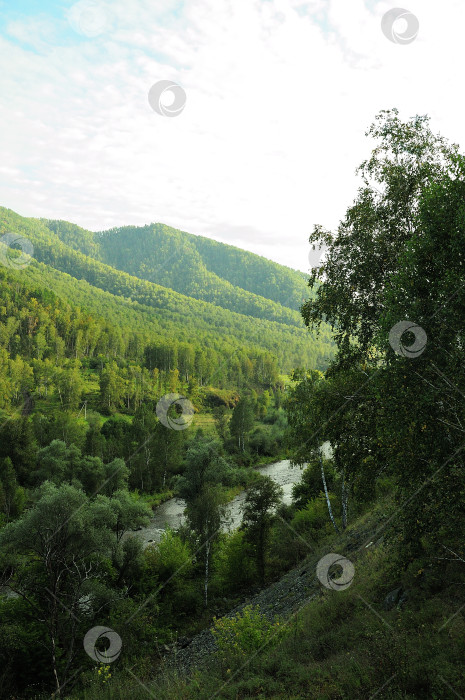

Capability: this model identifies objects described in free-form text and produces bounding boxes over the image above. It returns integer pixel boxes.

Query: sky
[0,0,464,272]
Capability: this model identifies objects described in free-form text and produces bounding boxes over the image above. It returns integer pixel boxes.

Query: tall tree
[298,108,464,563]
[242,475,283,585]
[178,440,230,604]
[0,484,113,696]
[302,108,458,360]
[229,397,254,451]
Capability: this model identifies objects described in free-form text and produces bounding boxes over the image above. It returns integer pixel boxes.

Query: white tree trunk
[320,456,339,534]
[204,538,210,607]
[341,472,348,530]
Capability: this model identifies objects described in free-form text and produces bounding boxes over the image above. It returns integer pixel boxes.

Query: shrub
[143,529,192,585]
[213,530,255,593]
[212,605,284,666]
[290,492,339,536]
[249,427,274,456]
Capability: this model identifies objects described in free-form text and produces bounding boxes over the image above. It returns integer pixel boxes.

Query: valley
[1,110,465,700]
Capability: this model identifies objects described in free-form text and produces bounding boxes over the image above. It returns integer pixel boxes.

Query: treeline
[191,233,309,308]
[34,219,303,328]
[0,270,285,423]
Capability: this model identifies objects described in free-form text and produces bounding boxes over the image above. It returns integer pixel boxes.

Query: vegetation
[1,108,465,699]
[69,512,465,699]
[241,475,283,585]
[0,207,301,697]
[212,605,284,664]
[0,208,335,373]
[48,220,310,314]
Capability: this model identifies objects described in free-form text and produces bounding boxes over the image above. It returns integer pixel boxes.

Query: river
[131,458,306,547]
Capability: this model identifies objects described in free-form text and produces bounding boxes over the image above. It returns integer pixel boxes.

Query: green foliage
[213,530,255,592]
[288,110,465,558]
[63,525,465,699]
[212,605,283,665]
[0,203,327,699]
[290,492,339,538]
[291,458,334,509]
[0,483,114,692]
[0,207,335,377]
[6,109,465,699]
[0,457,25,523]
[242,475,283,584]
[143,529,193,592]
[54,219,310,321]
[229,396,254,451]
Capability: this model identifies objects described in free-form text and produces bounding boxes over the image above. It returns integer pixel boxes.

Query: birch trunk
[320,456,339,534]
[204,537,210,607]
[341,473,348,530]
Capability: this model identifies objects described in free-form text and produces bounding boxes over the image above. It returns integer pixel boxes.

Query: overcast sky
[1,0,464,272]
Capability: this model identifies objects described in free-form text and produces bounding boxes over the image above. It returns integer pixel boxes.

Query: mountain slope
[0,208,334,372]
[45,220,310,324]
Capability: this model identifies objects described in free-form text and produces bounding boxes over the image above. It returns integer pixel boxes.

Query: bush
[212,605,283,666]
[249,427,274,456]
[263,407,287,426]
[268,515,307,574]
[143,529,192,586]
[213,530,255,593]
[290,492,339,537]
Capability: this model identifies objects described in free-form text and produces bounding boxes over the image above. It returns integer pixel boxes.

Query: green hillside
[0,208,334,373]
[45,220,309,323]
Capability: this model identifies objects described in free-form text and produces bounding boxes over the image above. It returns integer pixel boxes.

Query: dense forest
[1,109,465,700]
[0,209,334,373]
[0,198,329,698]
[47,220,310,316]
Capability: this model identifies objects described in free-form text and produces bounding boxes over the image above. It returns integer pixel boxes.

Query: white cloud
[0,0,464,272]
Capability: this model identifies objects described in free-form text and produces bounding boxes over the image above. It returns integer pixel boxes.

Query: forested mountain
[0,208,334,373]
[45,220,310,322]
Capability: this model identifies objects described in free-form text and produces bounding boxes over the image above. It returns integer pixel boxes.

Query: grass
[70,497,465,700]
[135,489,175,509]
[191,412,217,435]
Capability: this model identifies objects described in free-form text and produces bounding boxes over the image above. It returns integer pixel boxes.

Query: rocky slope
[161,516,383,676]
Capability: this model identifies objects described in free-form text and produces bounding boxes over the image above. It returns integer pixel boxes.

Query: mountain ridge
[0,206,334,373]
[44,219,310,323]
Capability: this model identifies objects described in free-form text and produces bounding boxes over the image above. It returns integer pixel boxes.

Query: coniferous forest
[1,109,465,700]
